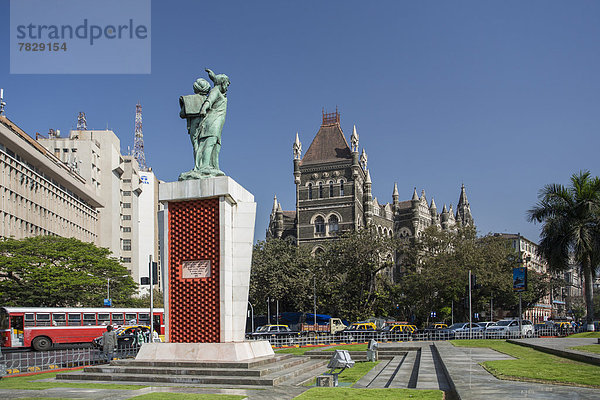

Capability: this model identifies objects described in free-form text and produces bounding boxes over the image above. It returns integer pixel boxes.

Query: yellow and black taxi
[92,325,159,348]
[341,322,378,341]
[379,323,417,340]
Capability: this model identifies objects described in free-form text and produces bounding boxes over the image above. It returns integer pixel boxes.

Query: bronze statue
[179,69,230,180]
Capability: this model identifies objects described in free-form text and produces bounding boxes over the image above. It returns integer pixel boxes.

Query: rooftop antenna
[76,112,87,130]
[0,88,6,116]
[133,103,148,171]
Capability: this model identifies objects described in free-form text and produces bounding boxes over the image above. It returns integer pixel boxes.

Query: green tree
[249,238,315,315]
[318,229,400,321]
[398,226,549,326]
[528,170,600,331]
[0,236,137,307]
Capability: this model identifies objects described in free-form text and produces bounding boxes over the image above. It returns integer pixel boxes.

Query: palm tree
[528,171,600,331]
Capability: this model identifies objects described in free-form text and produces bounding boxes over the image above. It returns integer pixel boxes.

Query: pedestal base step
[56,354,327,387]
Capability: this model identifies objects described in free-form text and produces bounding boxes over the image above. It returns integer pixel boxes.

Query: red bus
[0,307,165,351]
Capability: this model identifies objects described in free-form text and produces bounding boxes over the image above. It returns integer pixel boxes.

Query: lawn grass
[296,387,444,399]
[569,344,600,354]
[129,394,247,400]
[0,369,145,390]
[303,361,379,387]
[276,343,368,355]
[568,332,600,338]
[451,339,600,387]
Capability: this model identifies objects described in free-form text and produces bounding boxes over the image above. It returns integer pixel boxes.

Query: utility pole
[149,255,154,342]
[469,270,472,339]
[313,275,317,327]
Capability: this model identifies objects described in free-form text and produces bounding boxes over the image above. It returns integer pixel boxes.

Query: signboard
[513,267,527,292]
[103,298,112,307]
[182,260,211,279]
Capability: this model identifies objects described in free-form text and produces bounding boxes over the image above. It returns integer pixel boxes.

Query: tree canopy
[528,170,600,330]
[0,236,138,307]
[397,226,549,326]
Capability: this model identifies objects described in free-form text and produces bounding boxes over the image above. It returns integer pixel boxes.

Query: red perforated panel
[168,198,220,343]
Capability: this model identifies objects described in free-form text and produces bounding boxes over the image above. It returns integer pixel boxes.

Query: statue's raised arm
[179,69,230,181]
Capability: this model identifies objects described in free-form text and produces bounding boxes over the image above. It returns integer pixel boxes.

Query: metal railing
[246,326,581,348]
[0,344,142,376]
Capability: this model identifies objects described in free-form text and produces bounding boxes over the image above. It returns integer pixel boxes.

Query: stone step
[303,350,407,359]
[83,356,309,378]
[57,355,324,387]
[111,353,292,369]
[388,350,418,388]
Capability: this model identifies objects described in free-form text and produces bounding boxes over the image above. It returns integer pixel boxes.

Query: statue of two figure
[178,69,230,181]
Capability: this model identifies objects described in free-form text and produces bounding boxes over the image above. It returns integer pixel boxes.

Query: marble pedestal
[139,176,273,362]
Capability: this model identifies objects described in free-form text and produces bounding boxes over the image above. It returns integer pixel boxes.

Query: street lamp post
[248,301,254,332]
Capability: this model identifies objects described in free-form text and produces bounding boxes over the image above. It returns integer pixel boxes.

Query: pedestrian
[102,325,117,362]
[136,328,145,346]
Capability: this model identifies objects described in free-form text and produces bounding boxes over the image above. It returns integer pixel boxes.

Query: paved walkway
[435,341,600,399]
[3,339,600,399]
[509,337,600,366]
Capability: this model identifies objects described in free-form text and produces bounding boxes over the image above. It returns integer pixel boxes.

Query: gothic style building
[267,110,474,255]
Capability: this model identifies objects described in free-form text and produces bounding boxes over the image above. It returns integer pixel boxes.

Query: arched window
[329,181,334,197]
[328,215,339,234]
[308,183,313,200]
[315,216,325,234]
[340,180,344,196]
[319,182,323,198]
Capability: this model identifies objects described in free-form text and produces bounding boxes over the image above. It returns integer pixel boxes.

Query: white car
[485,319,534,338]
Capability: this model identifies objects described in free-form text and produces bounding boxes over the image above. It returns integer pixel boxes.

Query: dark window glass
[340,180,344,196]
[315,216,325,234]
[328,215,339,233]
[319,182,323,198]
[308,183,312,200]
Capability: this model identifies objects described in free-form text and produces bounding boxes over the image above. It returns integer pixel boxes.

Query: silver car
[485,319,534,338]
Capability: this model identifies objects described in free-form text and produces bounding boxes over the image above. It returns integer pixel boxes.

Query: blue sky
[1,0,599,243]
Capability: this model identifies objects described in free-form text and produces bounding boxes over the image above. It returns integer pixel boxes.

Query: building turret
[360,149,368,170]
[430,197,439,226]
[276,202,284,238]
[448,204,456,229]
[456,183,473,226]
[271,195,278,218]
[351,125,359,153]
[440,204,449,230]
[364,170,373,225]
[293,132,302,184]
[392,182,399,209]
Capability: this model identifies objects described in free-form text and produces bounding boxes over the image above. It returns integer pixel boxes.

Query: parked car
[341,322,378,341]
[92,325,158,348]
[247,324,299,344]
[378,324,417,340]
[438,322,485,339]
[417,323,449,339]
[485,319,534,338]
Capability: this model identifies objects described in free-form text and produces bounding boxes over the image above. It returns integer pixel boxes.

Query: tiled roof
[301,124,352,165]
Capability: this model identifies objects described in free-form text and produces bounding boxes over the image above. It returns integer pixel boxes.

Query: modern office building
[38,129,159,291]
[0,116,102,242]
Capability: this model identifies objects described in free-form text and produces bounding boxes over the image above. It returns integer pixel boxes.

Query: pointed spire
[412,187,419,201]
[421,189,426,200]
[277,202,283,213]
[351,125,359,153]
[293,132,302,160]
[360,148,368,170]
[365,169,372,184]
[393,182,399,197]
[430,197,437,209]
[458,183,468,207]
[272,195,278,214]
[442,204,448,213]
